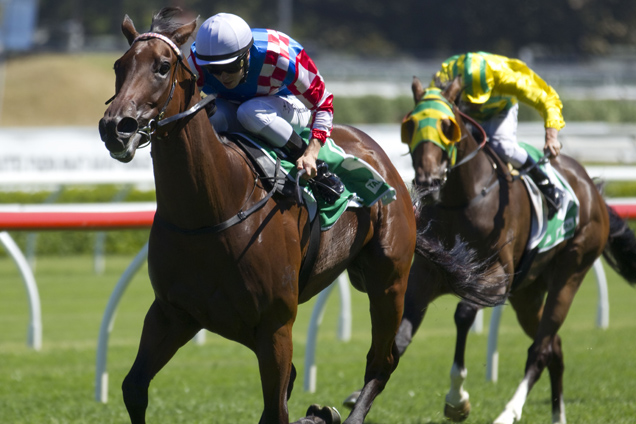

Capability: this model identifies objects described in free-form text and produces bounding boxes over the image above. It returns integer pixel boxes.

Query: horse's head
[98,8,197,162]
[401,76,463,201]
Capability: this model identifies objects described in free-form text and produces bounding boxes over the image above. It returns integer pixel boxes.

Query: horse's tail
[415,224,507,307]
[602,202,636,286]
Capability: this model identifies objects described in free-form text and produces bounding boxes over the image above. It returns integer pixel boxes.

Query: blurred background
[2,3,636,423]
[3,0,636,125]
[2,0,636,253]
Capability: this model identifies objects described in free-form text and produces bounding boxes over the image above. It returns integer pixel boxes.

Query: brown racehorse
[98,7,420,424]
[392,76,636,424]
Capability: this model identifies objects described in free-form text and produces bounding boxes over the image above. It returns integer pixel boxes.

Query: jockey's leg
[520,157,564,219]
[484,103,563,218]
[237,95,310,148]
[237,96,343,203]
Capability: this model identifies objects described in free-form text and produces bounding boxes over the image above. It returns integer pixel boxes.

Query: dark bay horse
[98,8,420,424]
[393,77,636,424]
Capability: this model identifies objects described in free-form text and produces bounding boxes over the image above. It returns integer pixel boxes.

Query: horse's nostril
[117,117,138,135]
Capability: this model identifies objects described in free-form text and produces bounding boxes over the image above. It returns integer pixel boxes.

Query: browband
[132,32,183,59]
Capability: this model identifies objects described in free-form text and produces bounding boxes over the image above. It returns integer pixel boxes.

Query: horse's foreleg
[122,300,200,424]
[444,301,479,422]
[256,320,294,424]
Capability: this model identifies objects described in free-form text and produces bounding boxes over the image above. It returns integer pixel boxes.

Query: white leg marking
[445,363,469,407]
[493,377,530,424]
[552,397,566,424]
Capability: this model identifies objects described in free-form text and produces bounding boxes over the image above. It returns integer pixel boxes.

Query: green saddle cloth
[257,129,396,230]
[520,142,579,252]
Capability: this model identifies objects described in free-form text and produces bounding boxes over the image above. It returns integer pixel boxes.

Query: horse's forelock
[150,7,186,35]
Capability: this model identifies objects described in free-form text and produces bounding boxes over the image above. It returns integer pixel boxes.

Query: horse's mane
[150,7,187,34]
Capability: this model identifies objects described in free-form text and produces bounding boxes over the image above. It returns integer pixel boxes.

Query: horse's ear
[171,18,198,48]
[444,76,463,103]
[412,76,425,104]
[122,15,139,46]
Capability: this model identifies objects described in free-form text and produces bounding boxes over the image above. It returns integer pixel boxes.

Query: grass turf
[1,254,635,423]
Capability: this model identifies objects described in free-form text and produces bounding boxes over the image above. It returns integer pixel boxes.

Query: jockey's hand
[296,138,322,179]
[544,127,561,158]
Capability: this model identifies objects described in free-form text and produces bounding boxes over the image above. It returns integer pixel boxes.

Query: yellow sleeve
[492,58,565,130]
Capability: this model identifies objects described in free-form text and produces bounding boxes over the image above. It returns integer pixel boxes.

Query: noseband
[105,32,216,145]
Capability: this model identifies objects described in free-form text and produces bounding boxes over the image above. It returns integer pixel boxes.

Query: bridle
[105,31,281,235]
[105,32,216,146]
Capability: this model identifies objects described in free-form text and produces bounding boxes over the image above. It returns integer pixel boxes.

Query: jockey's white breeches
[210,95,311,147]
[479,104,529,168]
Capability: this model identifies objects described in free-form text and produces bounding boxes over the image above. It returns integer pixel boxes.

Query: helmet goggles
[202,52,248,75]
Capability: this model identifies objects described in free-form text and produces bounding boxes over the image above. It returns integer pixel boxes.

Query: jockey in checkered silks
[187,13,337,186]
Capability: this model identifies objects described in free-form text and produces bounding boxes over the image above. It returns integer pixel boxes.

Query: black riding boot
[282,132,344,205]
[521,156,564,219]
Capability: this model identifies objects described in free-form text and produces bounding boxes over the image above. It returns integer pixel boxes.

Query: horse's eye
[158,62,171,75]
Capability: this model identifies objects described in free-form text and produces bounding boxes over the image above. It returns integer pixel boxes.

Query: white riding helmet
[194,13,254,66]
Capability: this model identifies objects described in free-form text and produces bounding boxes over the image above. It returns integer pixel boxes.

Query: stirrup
[310,160,344,205]
[540,184,564,219]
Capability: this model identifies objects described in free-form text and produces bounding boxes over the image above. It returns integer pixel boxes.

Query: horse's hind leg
[494,268,585,424]
[343,267,408,424]
[444,301,480,422]
[343,254,441,410]
[122,300,200,424]
[547,335,565,424]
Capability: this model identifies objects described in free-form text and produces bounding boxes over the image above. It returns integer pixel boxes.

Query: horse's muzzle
[98,116,140,163]
[413,176,443,203]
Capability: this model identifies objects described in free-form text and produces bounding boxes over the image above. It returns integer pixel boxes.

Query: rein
[450,109,488,170]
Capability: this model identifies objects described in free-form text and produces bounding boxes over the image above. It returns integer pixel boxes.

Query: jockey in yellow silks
[431,52,565,218]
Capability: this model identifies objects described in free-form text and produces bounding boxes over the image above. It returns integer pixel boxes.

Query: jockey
[431,51,565,218]
[187,12,340,194]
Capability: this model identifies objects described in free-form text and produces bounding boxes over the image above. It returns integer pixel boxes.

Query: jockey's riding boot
[521,156,564,219]
[283,132,344,205]
[281,131,308,162]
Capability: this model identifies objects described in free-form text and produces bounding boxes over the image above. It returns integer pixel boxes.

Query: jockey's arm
[296,137,322,178]
[545,127,561,157]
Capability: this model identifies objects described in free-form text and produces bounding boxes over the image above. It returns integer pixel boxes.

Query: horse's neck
[442,136,495,206]
[152,108,250,229]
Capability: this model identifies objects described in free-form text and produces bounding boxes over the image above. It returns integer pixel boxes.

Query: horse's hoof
[342,390,360,410]
[306,404,342,424]
[444,400,471,422]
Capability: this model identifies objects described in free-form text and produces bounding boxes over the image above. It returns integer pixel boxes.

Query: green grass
[1,255,636,423]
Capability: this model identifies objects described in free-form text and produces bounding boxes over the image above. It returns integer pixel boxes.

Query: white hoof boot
[493,408,520,424]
